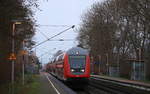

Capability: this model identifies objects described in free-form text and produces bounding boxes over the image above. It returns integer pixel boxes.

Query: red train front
[47,47,90,82]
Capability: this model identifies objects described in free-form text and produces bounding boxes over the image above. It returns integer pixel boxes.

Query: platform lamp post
[90,56,94,74]
[21,40,28,85]
[137,48,145,80]
[106,53,109,75]
[138,48,141,80]
[11,21,22,94]
[98,55,101,75]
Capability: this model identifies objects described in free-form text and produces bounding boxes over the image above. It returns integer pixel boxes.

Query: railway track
[74,81,123,94]
[74,83,120,94]
[89,77,128,94]
[49,73,150,94]
[73,76,150,94]
[88,76,150,94]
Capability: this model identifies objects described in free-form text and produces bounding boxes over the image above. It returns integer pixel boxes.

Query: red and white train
[46,47,90,82]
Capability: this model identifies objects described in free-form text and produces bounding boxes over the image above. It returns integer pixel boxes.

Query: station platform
[39,72,76,94]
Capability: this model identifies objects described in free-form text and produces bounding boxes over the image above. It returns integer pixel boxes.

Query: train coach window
[69,55,86,69]
[58,56,62,61]
[53,58,57,62]
[56,56,59,61]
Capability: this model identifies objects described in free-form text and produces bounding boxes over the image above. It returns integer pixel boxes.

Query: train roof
[66,47,89,55]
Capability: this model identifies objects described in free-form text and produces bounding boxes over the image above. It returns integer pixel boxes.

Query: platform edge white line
[45,74,61,94]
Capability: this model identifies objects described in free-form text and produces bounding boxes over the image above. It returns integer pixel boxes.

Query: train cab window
[69,55,86,69]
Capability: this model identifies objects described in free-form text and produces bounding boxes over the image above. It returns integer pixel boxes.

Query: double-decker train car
[47,47,90,82]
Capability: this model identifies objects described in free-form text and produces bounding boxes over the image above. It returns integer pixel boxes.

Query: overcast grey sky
[34,0,103,64]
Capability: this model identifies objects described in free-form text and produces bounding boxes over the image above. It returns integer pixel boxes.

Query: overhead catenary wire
[36,24,73,27]
[38,30,76,41]
[38,30,49,39]
[38,48,56,58]
[31,25,75,49]
[47,39,76,41]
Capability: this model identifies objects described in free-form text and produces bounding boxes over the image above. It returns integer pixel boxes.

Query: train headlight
[71,69,75,72]
[81,69,85,72]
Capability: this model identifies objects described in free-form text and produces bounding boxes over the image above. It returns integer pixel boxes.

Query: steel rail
[90,75,150,94]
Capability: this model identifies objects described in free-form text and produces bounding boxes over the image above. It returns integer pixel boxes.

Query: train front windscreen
[69,55,86,74]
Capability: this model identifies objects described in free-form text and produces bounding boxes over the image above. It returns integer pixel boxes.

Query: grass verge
[0,74,41,94]
[17,74,41,94]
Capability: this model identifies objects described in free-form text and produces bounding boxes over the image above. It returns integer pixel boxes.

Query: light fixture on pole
[11,21,22,94]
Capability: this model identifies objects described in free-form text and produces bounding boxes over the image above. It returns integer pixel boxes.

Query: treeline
[0,0,39,84]
[77,0,150,75]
